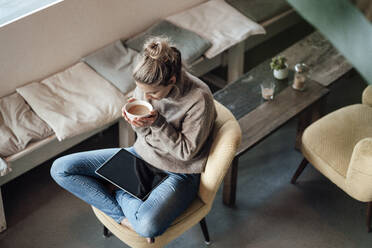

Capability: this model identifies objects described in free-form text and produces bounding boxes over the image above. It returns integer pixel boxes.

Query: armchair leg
[291,158,308,184]
[148,237,155,243]
[367,202,372,233]
[199,218,211,245]
[103,226,111,238]
[223,157,239,206]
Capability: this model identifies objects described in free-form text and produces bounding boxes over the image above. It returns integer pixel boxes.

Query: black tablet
[95,148,168,201]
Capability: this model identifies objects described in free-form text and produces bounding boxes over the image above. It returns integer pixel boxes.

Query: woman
[50,37,216,241]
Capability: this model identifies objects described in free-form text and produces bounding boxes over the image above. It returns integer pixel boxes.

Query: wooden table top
[214,58,329,157]
[280,31,352,87]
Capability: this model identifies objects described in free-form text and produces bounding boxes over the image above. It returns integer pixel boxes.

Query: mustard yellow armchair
[291,85,372,232]
[92,100,242,247]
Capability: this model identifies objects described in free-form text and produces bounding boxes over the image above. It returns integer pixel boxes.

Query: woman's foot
[120,218,134,230]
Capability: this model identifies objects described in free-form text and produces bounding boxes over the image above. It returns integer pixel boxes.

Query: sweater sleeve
[132,125,151,136]
[147,92,215,161]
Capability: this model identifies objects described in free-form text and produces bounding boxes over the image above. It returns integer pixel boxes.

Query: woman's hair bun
[133,36,182,86]
[144,37,173,62]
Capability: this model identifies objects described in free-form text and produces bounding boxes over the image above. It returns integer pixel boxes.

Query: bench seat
[226,0,291,23]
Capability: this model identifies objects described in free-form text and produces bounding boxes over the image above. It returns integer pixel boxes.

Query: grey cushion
[82,40,138,94]
[226,0,291,23]
[125,20,212,64]
[0,93,53,157]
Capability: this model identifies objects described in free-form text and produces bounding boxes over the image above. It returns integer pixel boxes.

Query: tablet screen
[95,148,168,201]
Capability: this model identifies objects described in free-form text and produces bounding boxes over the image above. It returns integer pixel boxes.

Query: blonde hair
[133,37,182,86]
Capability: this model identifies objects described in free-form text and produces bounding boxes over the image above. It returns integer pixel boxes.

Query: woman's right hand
[122,98,147,127]
[122,98,135,124]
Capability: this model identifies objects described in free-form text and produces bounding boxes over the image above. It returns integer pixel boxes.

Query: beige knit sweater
[132,71,216,174]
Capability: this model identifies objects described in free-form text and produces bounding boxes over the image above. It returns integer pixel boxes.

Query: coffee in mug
[128,105,150,116]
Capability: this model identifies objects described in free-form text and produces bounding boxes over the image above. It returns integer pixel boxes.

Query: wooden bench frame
[0,9,301,233]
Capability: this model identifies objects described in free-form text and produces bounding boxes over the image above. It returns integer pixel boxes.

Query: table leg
[0,187,7,232]
[223,157,239,207]
[295,96,327,150]
[227,42,245,84]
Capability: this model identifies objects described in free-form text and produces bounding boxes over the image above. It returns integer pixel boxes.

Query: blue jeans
[50,147,200,238]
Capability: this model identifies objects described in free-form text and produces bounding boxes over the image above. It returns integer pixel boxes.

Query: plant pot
[273,67,289,80]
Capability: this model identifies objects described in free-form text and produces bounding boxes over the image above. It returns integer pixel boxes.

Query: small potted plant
[270,55,288,80]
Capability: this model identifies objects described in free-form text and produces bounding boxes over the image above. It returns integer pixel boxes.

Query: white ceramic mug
[124,100,153,121]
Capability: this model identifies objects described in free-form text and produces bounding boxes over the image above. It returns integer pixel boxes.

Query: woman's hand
[134,110,158,127]
[122,98,159,127]
[121,98,136,124]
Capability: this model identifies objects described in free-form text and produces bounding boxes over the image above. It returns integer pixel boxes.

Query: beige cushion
[302,104,372,201]
[166,0,265,59]
[0,92,53,157]
[17,62,128,141]
[362,85,372,107]
[346,137,372,202]
[0,158,11,176]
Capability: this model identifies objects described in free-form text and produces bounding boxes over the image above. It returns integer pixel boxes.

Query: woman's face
[136,76,175,101]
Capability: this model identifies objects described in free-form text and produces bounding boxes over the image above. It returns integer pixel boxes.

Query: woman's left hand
[132,110,159,127]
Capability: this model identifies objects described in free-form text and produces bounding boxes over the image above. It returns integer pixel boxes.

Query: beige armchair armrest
[346,137,372,202]
[362,85,372,107]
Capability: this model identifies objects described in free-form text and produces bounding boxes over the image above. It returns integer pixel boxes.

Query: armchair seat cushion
[302,104,372,179]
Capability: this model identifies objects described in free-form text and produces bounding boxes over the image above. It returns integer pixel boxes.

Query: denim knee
[133,215,165,238]
[50,157,68,183]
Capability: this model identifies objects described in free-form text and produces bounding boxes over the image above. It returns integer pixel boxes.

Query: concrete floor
[1,25,372,248]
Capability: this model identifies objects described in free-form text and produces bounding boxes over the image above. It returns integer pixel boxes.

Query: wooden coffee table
[214,58,329,206]
[280,31,352,87]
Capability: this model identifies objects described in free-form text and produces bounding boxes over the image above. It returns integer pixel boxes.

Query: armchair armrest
[362,85,372,107]
[346,137,372,202]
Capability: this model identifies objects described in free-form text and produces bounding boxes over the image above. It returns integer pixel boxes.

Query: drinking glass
[260,81,275,100]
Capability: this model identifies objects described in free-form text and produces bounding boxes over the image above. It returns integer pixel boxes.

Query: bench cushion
[125,20,211,64]
[82,40,138,95]
[226,0,291,23]
[17,62,127,141]
[0,93,53,157]
[166,0,265,59]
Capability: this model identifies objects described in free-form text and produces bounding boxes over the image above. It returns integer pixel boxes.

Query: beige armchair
[92,100,242,247]
[291,85,372,232]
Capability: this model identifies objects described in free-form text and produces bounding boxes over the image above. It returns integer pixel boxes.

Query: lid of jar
[295,63,309,72]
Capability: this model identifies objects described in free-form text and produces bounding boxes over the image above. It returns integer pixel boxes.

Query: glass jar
[292,63,309,91]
